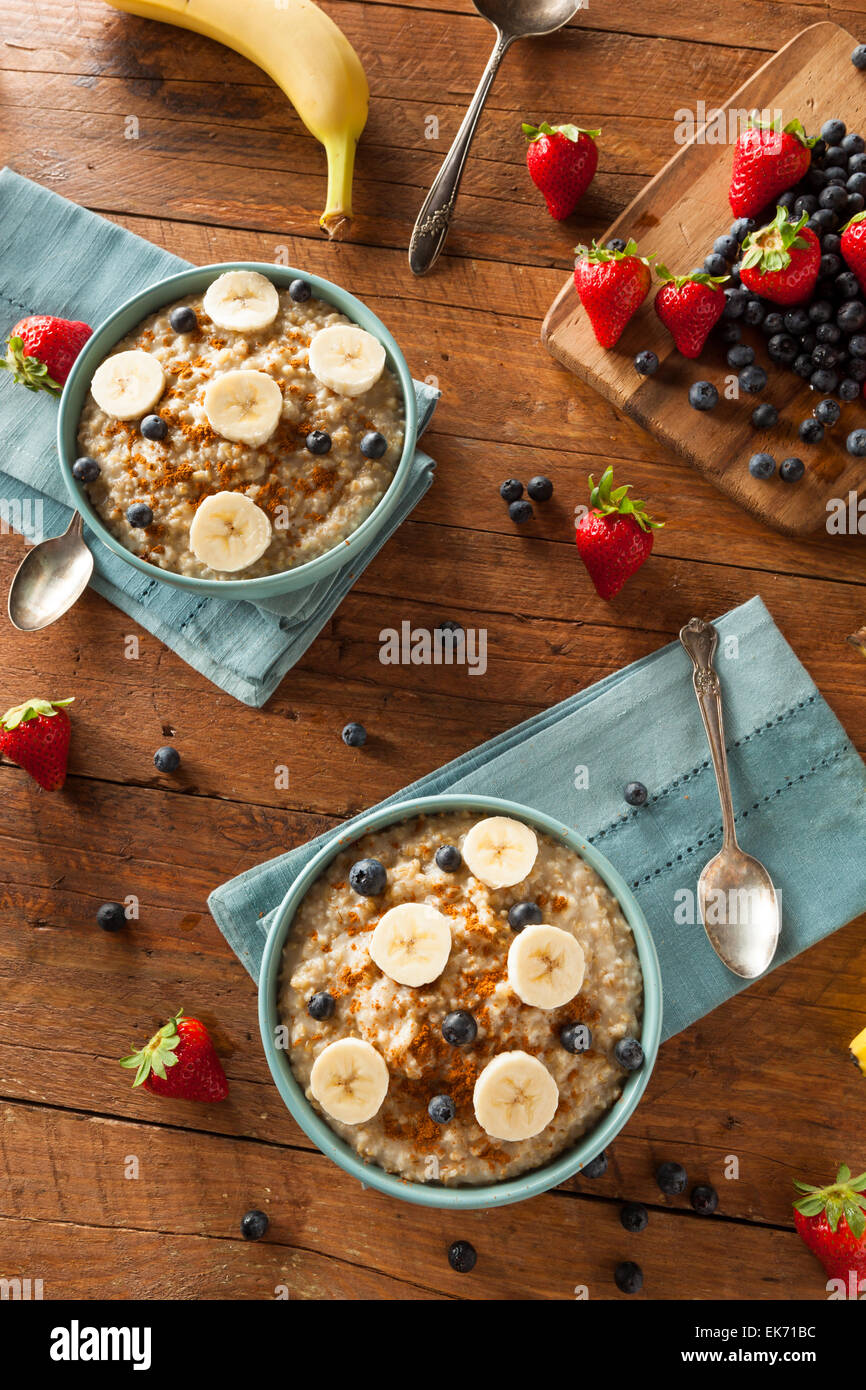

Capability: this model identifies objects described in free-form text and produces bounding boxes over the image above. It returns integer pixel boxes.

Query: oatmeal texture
[76,291,405,578]
[278,811,644,1186]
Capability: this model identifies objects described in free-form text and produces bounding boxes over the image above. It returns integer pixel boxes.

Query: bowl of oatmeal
[57,263,418,597]
[259,793,662,1209]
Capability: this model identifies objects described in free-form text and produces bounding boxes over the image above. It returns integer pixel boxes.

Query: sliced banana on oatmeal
[189,491,272,573]
[368,902,452,987]
[90,349,165,420]
[308,324,386,397]
[203,269,279,332]
[204,369,283,447]
[507,923,585,1010]
[473,1051,559,1142]
[309,1037,389,1125]
[461,816,538,890]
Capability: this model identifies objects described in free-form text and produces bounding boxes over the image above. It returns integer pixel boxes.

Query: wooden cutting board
[542,21,866,536]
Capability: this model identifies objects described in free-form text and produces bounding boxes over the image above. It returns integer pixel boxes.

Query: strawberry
[120,1009,229,1102]
[0,697,74,791]
[841,210,866,294]
[0,314,92,394]
[739,206,820,305]
[793,1164,866,1286]
[523,121,600,220]
[654,267,728,358]
[573,240,653,348]
[729,116,815,218]
[574,466,663,599]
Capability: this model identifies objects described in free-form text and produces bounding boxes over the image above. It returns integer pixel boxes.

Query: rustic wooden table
[1,0,865,1302]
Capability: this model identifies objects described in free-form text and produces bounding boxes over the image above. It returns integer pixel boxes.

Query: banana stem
[320,132,358,239]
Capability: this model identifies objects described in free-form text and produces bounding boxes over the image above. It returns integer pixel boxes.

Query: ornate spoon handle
[679,617,738,848]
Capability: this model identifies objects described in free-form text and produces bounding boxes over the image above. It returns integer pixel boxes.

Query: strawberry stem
[522,121,601,143]
[0,697,73,732]
[740,206,810,274]
[586,466,663,532]
[793,1164,866,1239]
[120,1009,185,1088]
[0,336,61,394]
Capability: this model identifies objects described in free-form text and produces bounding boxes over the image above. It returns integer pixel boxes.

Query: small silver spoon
[408,0,584,276]
[8,511,94,632]
[679,617,781,979]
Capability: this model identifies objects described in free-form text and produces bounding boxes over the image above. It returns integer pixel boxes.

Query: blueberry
[820,184,850,214]
[808,167,828,191]
[812,343,840,369]
[97,902,126,932]
[726,343,754,368]
[442,1010,477,1046]
[848,334,866,358]
[762,311,785,335]
[727,264,742,286]
[815,397,841,425]
[169,305,198,334]
[614,1037,644,1071]
[240,1209,269,1241]
[72,455,100,482]
[824,167,849,185]
[722,288,748,319]
[853,44,866,69]
[779,456,805,483]
[751,403,779,428]
[689,380,718,411]
[527,475,554,502]
[823,233,842,254]
[847,428,866,455]
[153,745,180,773]
[816,322,841,344]
[614,1261,643,1294]
[289,278,311,302]
[849,358,866,380]
[730,217,756,242]
[437,619,463,639]
[849,153,866,175]
[342,721,367,747]
[794,193,818,216]
[634,349,659,376]
[836,271,861,299]
[704,252,728,277]
[428,1094,456,1125]
[560,1021,592,1054]
[508,900,543,932]
[821,119,847,145]
[582,1150,608,1179]
[839,377,861,401]
[447,1240,477,1273]
[713,233,739,261]
[793,354,814,379]
[624,781,648,806]
[620,1202,649,1233]
[810,369,839,394]
[509,499,533,523]
[656,1160,688,1195]
[139,413,167,441]
[349,858,387,896]
[500,478,523,502]
[839,300,866,332]
[126,503,153,528]
[810,208,838,233]
[749,452,776,479]
[739,365,767,393]
[825,144,848,169]
[767,334,797,364]
[306,429,332,455]
[843,132,866,156]
[606,237,627,252]
[847,193,866,216]
[743,299,766,326]
[360,431,387,459]
[784,308,810,336]
[307,991,335,1021]
[691,1184,719,1216]
[719,322,742,344]
[799,417,825,444]
[811,139,827,162]
[435,844,462,872]
[849,172,866,196]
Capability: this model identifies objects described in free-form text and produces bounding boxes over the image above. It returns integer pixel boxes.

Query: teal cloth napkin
[0,169,439,706]
[209,597,866,1040]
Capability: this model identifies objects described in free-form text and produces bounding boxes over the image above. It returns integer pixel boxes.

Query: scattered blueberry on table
[624,781,648,807]
[240,1209,269,1241]
[656,1160,688,1195]
[780,456,805,483]
[621,1201,649,1233]
[738,365,767,395]
[634,349,658,376]
[582,1150,608,1179]
[748,452,776,480]
[689,381,717,411]
[499,478,523,502]
[341,721,367,747]
[349,858,387,896]
[307,991,335,1021]
[847,428,866,456]
[799,418,824,444]
[527,475,554,501]
[447,1240,477,1273]
[691,1184,720,1216]
[750,403,778,429]
[509,499,533,523]
[853,43,866,70]
[97,902,126,932]
[441,1010,477,1046]
[72,455,100,482]
[153,745,180,773]
[614,1261,643,1294]
[507,900,543,931]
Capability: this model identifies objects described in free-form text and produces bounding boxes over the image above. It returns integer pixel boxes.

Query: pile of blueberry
[499,474,554,523]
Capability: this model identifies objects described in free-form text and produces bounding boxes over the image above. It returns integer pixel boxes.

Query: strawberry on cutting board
[573,240,653,348]
[523,121,600,220]
[0,314,92,393]
[574,466,663,599]
[729,116,815,218]
[0,697,74,791]
[793,1164,866,1288]
[654,267,728,358]
[120,1009,229,1102]
[841,210,866,294]
[739,206,820,305]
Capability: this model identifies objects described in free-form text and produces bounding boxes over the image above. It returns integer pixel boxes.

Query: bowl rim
[57,260,419,598]
[258,791,663,1210]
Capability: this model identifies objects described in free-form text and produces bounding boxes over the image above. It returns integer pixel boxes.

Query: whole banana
[103,0,369,237]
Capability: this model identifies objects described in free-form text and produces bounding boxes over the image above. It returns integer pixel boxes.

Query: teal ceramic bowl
[258,792,662,1210]
[57,262,418,599]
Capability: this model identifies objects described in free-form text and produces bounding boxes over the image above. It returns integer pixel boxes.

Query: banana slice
[203,269,279,332]
[368,902,452,987]
[189,491,272,573]
[90,349,165,420]
[462,816,538,890]
[309,1037,389,1125]
[507,924,585,1010]
[473,1051,559,1141]
[308,324,386,397]
[204,369,283,447]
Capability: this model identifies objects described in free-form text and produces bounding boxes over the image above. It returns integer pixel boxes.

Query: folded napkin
[0,170,438,706]
[209,596,866,1040]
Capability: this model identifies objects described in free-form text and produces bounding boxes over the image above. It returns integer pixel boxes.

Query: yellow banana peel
[852,1026,866,1076]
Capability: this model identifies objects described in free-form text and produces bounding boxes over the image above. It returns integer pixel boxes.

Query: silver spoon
[8,511,94,632]
[408,0,583,276]
[679,617,781,979]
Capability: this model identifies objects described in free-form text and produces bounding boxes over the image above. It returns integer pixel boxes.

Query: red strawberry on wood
[729,115,815,219]
[523,121,600,220]
[654,267,728,358]
[0,314,92,394]
[739,206,820,305]
[574,466,663,599]
[841,210,866,295]
[0,697,74,791]
[574,240,653,349]
[120,1009,229,1102]
[793,1164,866,1289]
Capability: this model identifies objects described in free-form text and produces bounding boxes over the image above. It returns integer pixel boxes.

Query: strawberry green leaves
[745,113,817,149]
[0,697,74,732]
[522,121,601,144]
[587,466,663,533]
[575,237,650,266]
[655,264,728,290]
[793,1164,866,1239]
[120,1009,185,1088]
[0,335,61,394]
[740,206,811,274]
